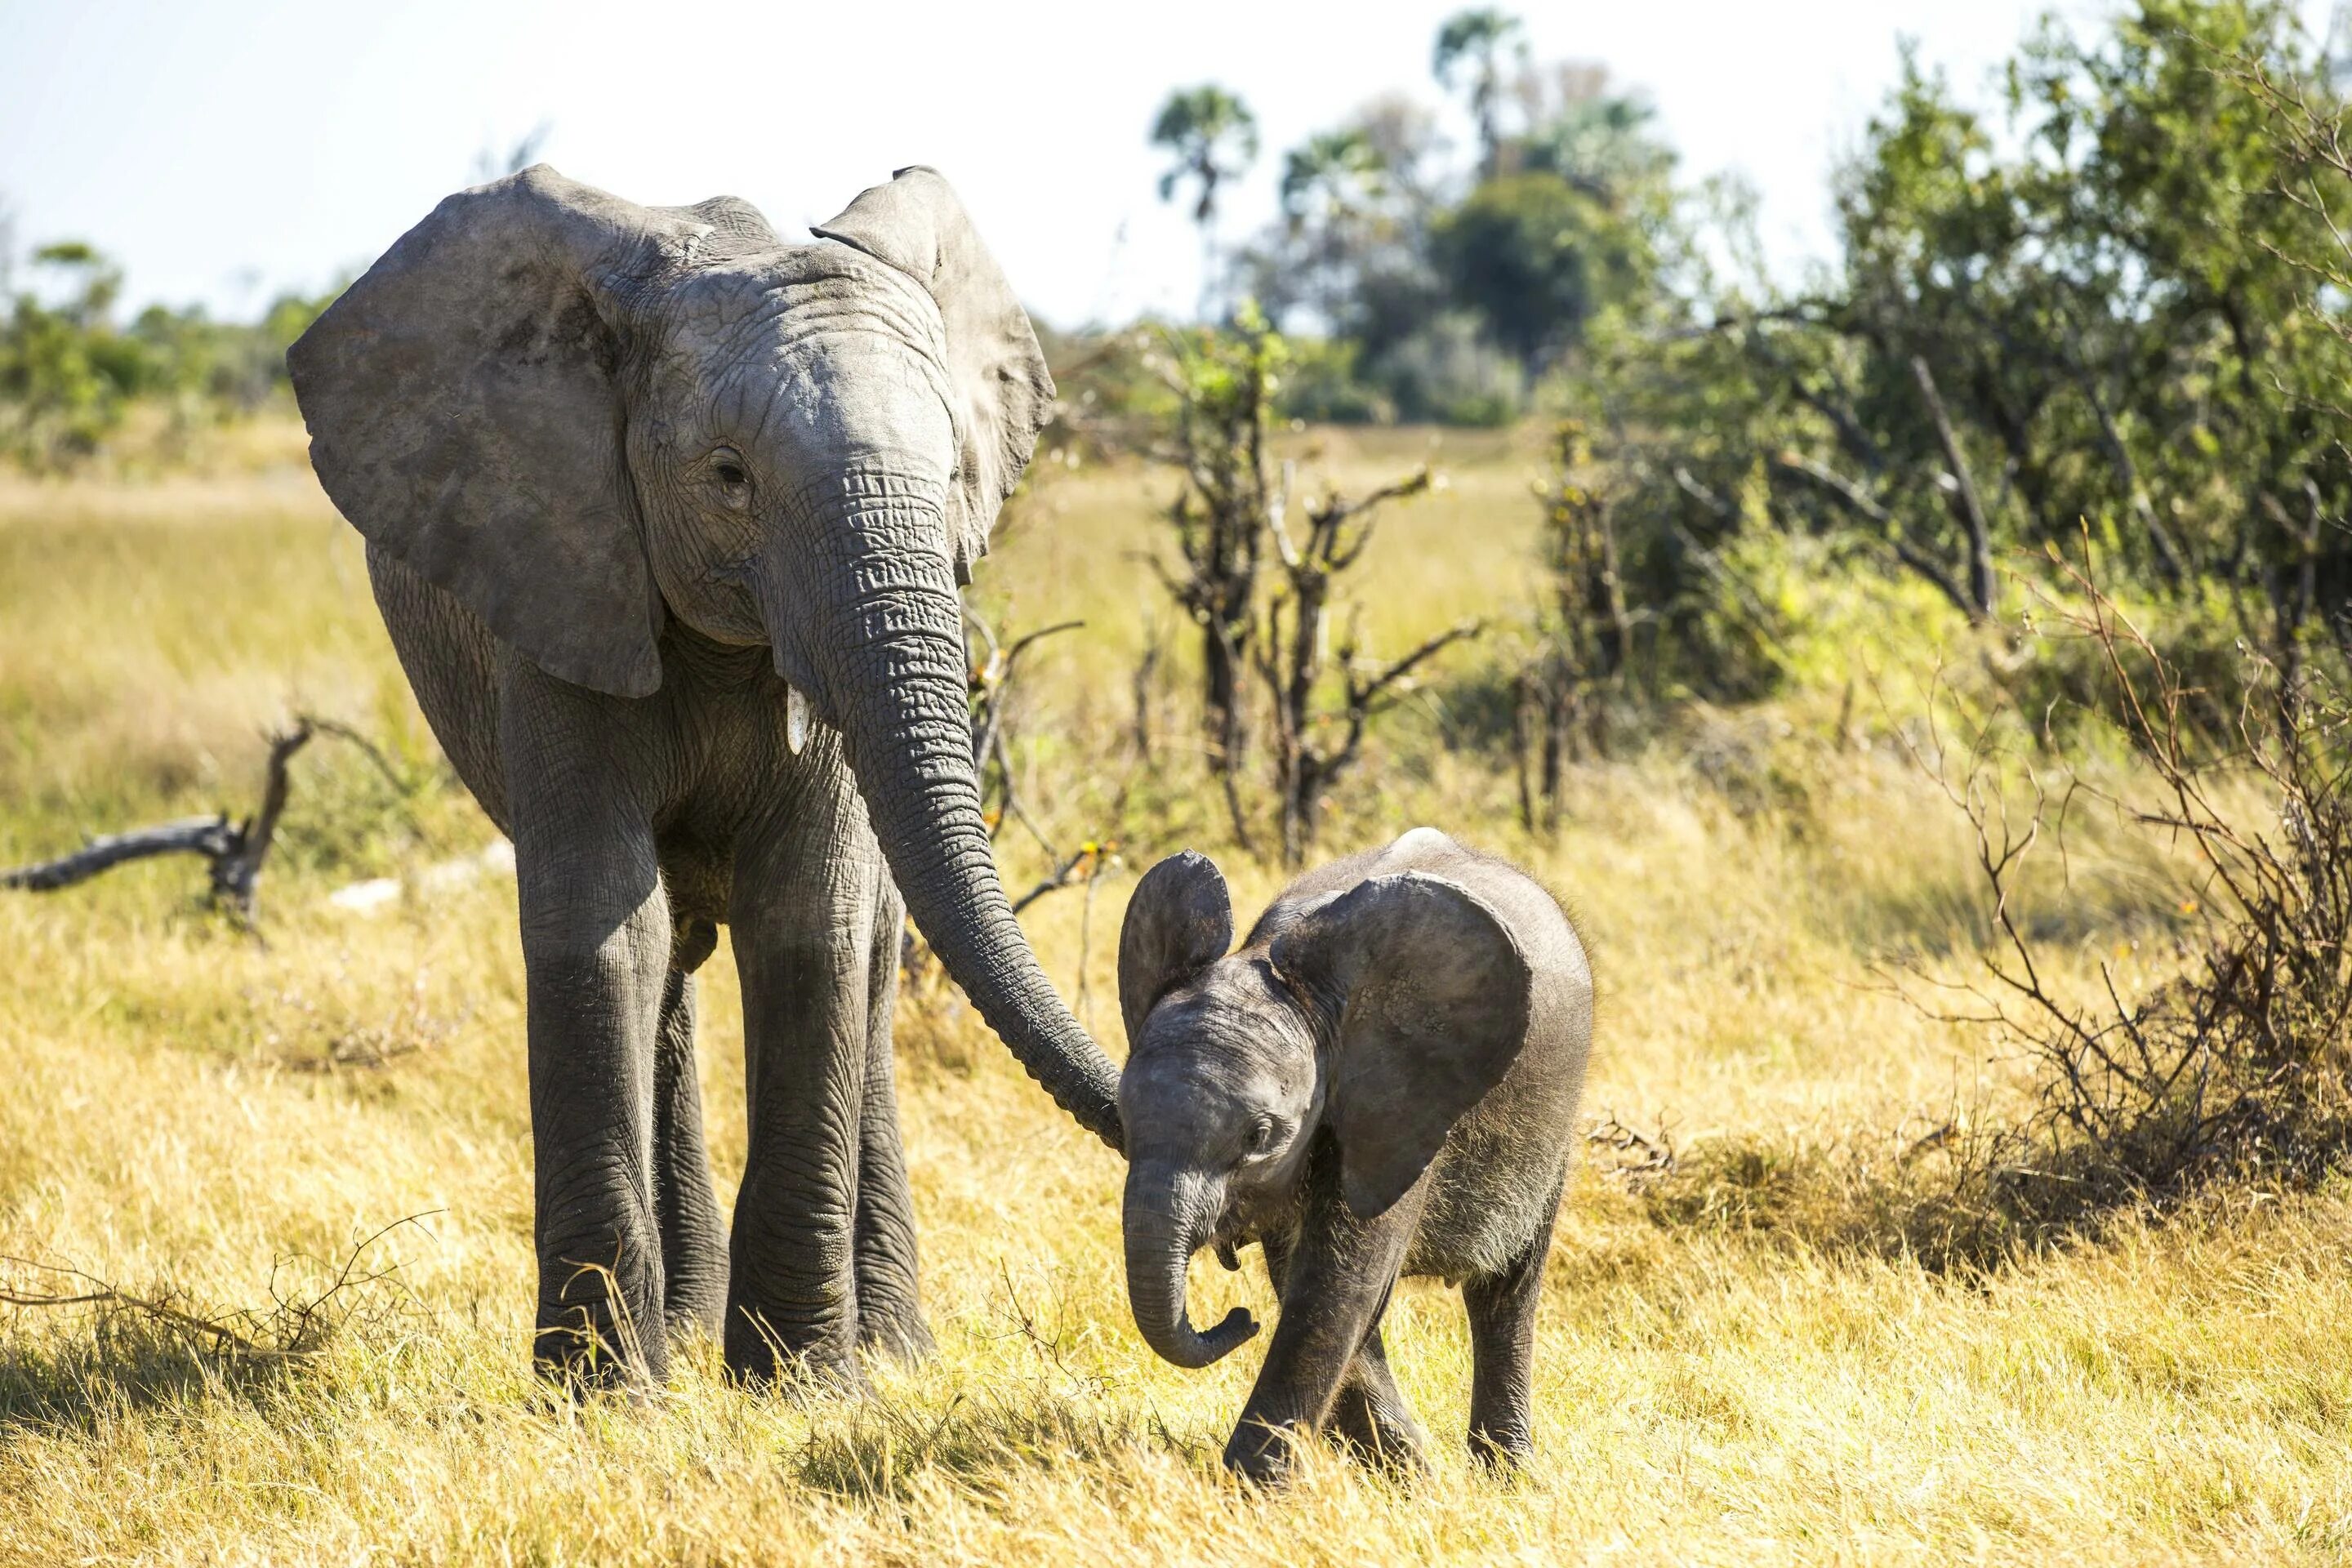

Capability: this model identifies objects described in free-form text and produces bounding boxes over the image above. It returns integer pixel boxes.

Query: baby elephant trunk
[1121,1161,1259,1368]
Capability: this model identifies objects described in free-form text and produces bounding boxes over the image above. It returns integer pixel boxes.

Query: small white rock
[327,878,402,915]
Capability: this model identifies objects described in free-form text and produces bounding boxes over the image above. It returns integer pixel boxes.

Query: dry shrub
[1647,546,2352,1270]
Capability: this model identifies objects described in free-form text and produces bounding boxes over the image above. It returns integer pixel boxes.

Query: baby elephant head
[1115,850,1534,1368]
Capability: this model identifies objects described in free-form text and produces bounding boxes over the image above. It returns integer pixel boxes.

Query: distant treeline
[1114,8,1673,427]
[0,238,336,468]
[1047,1,2352,723]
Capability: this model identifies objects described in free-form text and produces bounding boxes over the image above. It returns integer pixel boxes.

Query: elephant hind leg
[1326,1326,1431,1476]
[853,885,934,1363]
[653,926,728,1348]
[1463,1174,1564,1468]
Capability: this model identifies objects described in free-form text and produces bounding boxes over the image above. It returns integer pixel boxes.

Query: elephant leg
[1463,1174,1563,1468]
[853,884,933,1362]
[652,929,728,1346]
[1326,1326,1432,1475]
[724,752,877,1388]
[1224,1152,1423,1485]
[1263,1230,1428,1474]
[503,680,675,1387]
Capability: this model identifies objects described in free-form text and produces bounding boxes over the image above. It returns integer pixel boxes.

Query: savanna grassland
[2,421,2350,1567]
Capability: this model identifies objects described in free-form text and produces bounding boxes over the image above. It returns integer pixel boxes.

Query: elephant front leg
[1224,1153,1424,1484]
[513,831,675,1388]
[724,778,878,1388]
[1258,1232,1425,1474]
[853,884,933,1362]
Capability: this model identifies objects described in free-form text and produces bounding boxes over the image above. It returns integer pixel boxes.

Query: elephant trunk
[772,471,1124,1151]
[1122,1160,1258,1368]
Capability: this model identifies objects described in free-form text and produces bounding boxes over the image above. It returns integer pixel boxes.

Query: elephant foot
[532,1311,666,1395]
[1468,1423,1534,1474]
[1329,1399,1431,1479]
[1222,1418,1307,1487]
[723,1307,870,1396]
[855,1301,937,1366]
[533,1252,669,1392]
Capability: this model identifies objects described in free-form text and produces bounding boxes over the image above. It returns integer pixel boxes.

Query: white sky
[0,0,2336,330]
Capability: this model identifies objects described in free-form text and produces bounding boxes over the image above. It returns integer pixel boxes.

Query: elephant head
[287,164,1122,1148]
[1114,851,1531,1365]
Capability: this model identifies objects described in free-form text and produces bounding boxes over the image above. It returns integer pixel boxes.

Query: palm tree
[1279,130,1389,333]
[1279,129,1388,229]
[1151,85,1260,318]
[1432,8,1526,179]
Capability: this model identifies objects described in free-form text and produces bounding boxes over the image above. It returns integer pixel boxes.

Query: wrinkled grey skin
[287,165,1123,1390]
[1117,828,1592,1482]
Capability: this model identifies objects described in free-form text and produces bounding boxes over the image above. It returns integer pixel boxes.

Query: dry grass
[0,422,2348,1564]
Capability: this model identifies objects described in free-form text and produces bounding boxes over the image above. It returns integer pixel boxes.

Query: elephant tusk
[786,684,811,756]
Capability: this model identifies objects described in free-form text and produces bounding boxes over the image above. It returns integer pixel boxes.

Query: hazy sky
[0,0,2336,329]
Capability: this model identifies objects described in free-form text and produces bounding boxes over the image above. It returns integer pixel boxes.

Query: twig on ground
[0,1212,438,1365]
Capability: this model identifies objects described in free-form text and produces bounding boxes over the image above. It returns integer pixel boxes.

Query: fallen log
[3,720,320,924]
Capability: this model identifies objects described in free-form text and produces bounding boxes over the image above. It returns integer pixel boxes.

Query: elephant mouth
[1206,1220,1250,1272]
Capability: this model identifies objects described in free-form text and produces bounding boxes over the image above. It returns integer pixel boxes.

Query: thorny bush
[1652,542,2352,1270]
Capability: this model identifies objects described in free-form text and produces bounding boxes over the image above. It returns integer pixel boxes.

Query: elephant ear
[1118,852,1234,1047]
[289,165,708,698]
[1270,873,1532,1219]
[812,166,1055,584]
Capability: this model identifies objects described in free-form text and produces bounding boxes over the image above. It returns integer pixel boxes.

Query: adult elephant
[287,164,1121,1388]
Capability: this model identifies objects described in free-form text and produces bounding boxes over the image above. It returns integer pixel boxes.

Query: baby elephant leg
[1226,1174,1422,1485]
[1463,1180,1564,1467]
[1261,1234,1428,1475]
[1325,1325,1432,1475]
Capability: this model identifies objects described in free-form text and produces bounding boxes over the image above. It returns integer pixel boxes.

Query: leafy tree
[1274,130,1390,335]
[1520,74,1676,199]
[1279,129,1388,229]
[1432,171,1649,383]
[1546,0,2352,715]
[0,228,339,470]
[0,243,141,465]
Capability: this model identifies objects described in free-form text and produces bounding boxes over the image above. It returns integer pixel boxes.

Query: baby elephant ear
[1270,873,1533,1219]
[1118,852,1234,1046]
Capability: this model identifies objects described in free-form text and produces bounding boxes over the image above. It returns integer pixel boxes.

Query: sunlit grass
[0,421,2345,1563]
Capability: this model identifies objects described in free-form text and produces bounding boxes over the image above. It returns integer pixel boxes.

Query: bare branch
[1910,355,1997,617]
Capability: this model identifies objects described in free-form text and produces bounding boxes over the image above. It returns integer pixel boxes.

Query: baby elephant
[1116,827,1592,1482]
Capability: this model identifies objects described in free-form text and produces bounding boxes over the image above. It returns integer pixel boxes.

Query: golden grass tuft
[0,423,2347,1563]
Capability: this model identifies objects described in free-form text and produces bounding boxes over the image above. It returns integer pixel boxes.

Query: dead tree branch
[1910,355,1998,617]
[0,1212,434,1365]
[1772,450,1981,619]
[1254,466,1474,865]
[3,721,323,924]
[964,610,1085,858]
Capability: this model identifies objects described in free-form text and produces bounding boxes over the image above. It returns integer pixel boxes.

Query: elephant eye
[1245,1116,1283,1158]
[709,448,751,506]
